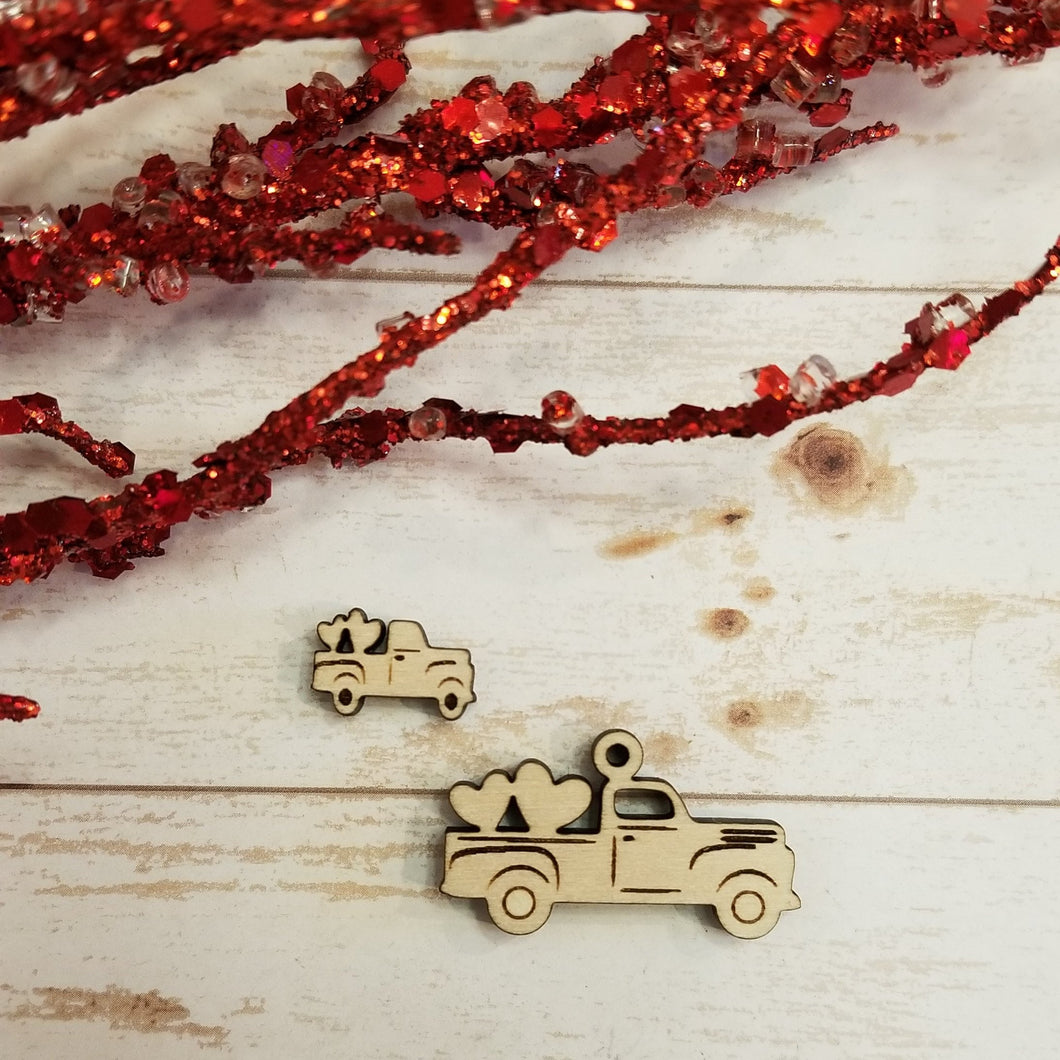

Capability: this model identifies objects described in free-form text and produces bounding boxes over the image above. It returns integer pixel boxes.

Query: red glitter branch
[2,235,1057,594]
[0,6,1054,323]
[0,0,832,141]
[0,392,134,476]
[0,693,41,721]
[2,4,1059,715]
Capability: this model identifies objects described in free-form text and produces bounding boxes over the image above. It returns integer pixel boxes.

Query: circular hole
[337,688,353,707]
[605,743,630,767]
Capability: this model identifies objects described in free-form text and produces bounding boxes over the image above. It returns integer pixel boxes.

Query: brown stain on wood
[598,528,678,559]
[743,577,776,603]
[715,692,814,753]
[691,505,752,534]
[646,731,692,770]
[600,504,751,561]
[6,986,228,1047]
[700,608,750,640]
[774,424,912,514]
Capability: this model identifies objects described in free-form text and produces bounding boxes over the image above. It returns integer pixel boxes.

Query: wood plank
[4,284,1059,798]
[2,789,1057,1056]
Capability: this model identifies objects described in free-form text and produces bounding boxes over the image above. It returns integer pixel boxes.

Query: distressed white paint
[2,792,1059,1056]
[2,13,1060,1057]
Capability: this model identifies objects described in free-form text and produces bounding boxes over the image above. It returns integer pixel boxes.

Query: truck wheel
[485,869,555,935]
[333,688,364,716]
[713,875,782,940]
[438,692,466,720]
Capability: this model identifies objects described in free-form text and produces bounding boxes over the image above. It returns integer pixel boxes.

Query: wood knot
[775,424,911,514]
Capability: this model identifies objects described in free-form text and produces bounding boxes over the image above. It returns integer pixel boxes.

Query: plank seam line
[2,783,1058,809]
[239,269,1060,297]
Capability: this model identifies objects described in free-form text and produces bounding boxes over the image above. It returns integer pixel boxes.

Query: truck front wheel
[713,875,782,940]
[438,692,467,720]
[333,687,364,715]
[486,869,555,935]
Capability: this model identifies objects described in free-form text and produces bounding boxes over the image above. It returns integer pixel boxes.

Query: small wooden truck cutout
[312,608,475,719]
[441,729,800,938]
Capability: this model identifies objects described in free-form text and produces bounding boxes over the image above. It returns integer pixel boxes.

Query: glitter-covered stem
[1,235,1058,598]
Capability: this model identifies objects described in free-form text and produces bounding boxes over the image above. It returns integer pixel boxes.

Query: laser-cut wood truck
[441,730,799,938]
[312,608,475,719]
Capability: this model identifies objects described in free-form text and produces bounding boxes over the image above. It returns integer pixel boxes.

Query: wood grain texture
[3,285,1059,798]
[3,790,1059,1057]
[2,14,1060,1057]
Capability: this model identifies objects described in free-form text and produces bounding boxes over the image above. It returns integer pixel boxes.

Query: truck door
[385,621,428,692]
[610,783,685,896]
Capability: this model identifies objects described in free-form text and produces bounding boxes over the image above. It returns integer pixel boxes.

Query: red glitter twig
[2,236,1057,592]
[0,392,135,477]
[0,693,41,721]
[2,5,1059,714]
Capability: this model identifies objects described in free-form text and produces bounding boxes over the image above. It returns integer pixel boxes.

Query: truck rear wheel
[485,869,555,935]
[713,874,781,940]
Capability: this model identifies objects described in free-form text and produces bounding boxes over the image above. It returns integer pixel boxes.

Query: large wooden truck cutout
[312,608,475,719]
[441,729,800,938]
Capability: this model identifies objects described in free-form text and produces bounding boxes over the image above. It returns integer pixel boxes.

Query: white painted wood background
[3,14,1060,1057]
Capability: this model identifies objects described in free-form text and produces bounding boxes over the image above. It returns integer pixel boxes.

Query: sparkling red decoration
[1,1,1059,716]
[0,694,40,721]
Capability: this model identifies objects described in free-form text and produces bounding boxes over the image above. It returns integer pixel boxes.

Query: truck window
[613,789,674,820]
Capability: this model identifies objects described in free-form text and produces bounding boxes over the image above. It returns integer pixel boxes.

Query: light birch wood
[2,13,1060,1058]
[311,607,475,717]
[442,729,800,937]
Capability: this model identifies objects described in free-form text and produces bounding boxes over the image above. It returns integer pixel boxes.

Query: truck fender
[449,844,561,889]
[689,846,776,878]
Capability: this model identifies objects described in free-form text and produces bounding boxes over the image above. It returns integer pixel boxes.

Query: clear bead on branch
[789,355,838,404]
[177,163,213,198]
[145,262,190,303]
[0,205,28,241]
[221,154,267,200]
[772,134,814,168]
[542,390,584,433]
[16,56,77,105]
[21,204,66,246]
[112,177,147,215]
[734,120,776,161]
[408,405,448,440]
